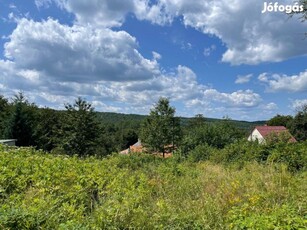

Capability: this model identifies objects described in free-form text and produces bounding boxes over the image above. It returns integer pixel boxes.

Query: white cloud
[42,0,306,64]
[152,51,162,60]
[203,45,216,57]
[54,0,153,27]
[258,70,307,92]
[292,99,307,110]
[9,4,17,9]
[0,54,264,119]
[35,0,53,8]
[235,74,253,84]
[263,102,278,110]
[203,89,262,108]
[142,0,307,65]
[4,18,159,83]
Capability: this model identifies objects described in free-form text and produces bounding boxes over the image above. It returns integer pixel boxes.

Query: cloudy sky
[0,0,306,121]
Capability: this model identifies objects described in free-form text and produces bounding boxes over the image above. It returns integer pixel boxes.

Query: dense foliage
[0,94,138,155]
[140,97,181,156]
[289,104,307,142]
[3,93,37,146]
[0,145,306,229]
[180,115,245,156]
[58,98,101,156]
[267,114,293,128]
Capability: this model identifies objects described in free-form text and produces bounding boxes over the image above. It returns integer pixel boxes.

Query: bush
[187,144,217,162]
[268,142,307,172]
[210,140,261,165]
[228,204,306,229]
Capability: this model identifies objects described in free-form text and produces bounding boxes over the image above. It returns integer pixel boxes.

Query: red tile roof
[254,126,296,142]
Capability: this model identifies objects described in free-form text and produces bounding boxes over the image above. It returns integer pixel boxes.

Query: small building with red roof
[248,125,296,144]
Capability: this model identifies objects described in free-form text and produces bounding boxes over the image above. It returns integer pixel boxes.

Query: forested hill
[96,111,266,130]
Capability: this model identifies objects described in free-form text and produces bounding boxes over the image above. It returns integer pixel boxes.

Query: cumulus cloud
[263,102,278,110]
[235,74,253,84]
[258,70,307,92]
[156,0,307,65]
[203,89,262,108]
[53,0,153,27]
[292,99,307,110]
[4,18,159,83]
[0,52,264,118]
[38,0,306,65]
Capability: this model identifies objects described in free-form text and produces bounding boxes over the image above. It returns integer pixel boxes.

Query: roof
[254,126,296,142]
[0,139,17,143]
[255,126,286,137]
[132,139,142,147]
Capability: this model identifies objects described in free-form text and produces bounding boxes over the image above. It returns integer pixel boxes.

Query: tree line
[1,93,306,157]
[0,93,138,156]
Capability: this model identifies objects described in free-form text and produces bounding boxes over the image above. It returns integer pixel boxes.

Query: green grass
[0,145,306,229]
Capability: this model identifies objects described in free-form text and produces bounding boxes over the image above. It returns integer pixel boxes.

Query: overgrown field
[0,145,306,229]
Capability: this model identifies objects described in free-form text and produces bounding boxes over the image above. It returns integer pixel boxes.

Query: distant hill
[96,112,146,124]
[96,112,266,132]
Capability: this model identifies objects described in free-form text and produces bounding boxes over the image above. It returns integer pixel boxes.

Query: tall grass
[0,145,306,229]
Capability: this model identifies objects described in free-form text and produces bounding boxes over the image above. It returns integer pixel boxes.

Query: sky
[0,0,306,121]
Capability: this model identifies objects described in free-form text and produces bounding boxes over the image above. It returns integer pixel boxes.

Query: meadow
[0,144,306,229]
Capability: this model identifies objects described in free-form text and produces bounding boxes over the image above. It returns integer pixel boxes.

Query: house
[248,126,296,144]
[129,139,143,153]
[119,139,174,157]
[120,139,143,154]
[0,139,17,146]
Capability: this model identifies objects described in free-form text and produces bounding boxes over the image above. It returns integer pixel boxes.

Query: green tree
[59,97,101,156]
[180,116,244,156]
[33,108,62,151]
[0,95,8,111]
[189,114,206,128]
[289,104,307,141]
[0,95,9,138]
[140,97,181,157]
[267,114,293,128]
[96,124,117,155]
[121,129,138,149]
[4,92,37,146]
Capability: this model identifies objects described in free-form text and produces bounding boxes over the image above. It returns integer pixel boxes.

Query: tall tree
[181,115,244,155]
[59,97,101,156]
[33,108,62,152]
[189,114,206,128]
[0,95,9,138]
[267,114,293,128]
[4,92,37,146]
[289,104,307,141]
[140,97,181,157]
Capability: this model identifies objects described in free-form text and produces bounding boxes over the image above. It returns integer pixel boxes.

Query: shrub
[187,144,217,162]
[268,142,307,172]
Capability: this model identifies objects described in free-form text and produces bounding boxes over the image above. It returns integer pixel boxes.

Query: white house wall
[248,129,265,144]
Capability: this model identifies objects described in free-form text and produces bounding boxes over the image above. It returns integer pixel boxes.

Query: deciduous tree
[289,104,307,141]
[267,114,293,128]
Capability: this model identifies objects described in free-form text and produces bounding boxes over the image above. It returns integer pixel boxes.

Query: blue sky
[0,0,306,121]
